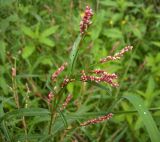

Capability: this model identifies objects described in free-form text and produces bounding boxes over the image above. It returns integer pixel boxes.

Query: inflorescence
[100,46,133,63]
[60,94,73,111]
[11,67,16,77]
[81,70,119,87]
[47,92,54,103]
[51,62,68,82]
[61,77,75,88]
[47,6,133,127]
[80,6,93,35]
[80,113,113,126]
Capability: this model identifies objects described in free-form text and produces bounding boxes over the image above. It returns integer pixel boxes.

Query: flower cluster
[61,77,75,88]
[11,67,16,77]
[47,92,54,103]
[80,113,113,126]
[81,70,119,87]
[60,94,73,111]
[80,6,93,35]
[100,46,133,63]
[51,62,68,82]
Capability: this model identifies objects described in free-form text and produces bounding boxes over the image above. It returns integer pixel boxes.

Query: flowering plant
[46,6,133,133]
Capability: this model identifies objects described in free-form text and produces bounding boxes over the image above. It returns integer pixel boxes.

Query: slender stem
[48,34,83,134]
[48,112,54,134]
[12,60,28,142]
[22,117,27,139]
[48,84,66,134]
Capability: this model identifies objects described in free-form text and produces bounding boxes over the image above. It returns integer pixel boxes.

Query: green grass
[0,0,160,141]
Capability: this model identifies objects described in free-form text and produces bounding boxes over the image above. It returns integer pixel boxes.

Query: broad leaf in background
[39,37,55,47]
[22,44,35,59]
[21,25,35,39]
[103,28,123,39]
[41,26,59,37]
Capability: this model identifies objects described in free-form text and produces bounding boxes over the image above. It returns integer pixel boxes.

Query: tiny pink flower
[100,46,133,63]
[61,77,75,88]
[51,62,68,82]
[80,6,93,35]
[81,70,119,87]
[80,113,113,126]
[60,94,73,111]
[11,67,16,77]
[48,92,54,102]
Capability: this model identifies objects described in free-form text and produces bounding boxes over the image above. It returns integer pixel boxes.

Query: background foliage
[0,0,160,142]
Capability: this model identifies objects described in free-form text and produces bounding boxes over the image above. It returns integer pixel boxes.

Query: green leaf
[69,34,82,74]
[0,108,50,122]
[14,134,46,141]
[87,81,112,96]
[146,76,155,95]
[100,0,117,7]
[0,77,8,95]
[151,41,160,48]
[0,40,6,63]
[132,28,142,39]
[91,10,105,40]
[103,28,123,39]
[40,57,53,66]
[57,109,68,128]
[0,0,14,6]
[123,95,160,142]
[22,45,35,59]
[0,103,11,142]
[7,14,19,22]
[41,26,59,37]
[39,37,55,47]
[21,25,35,38]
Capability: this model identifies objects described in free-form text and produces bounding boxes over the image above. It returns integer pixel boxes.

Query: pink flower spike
[60,94,73,111]
[92,69,106,75]
[80,113,113,126]
[81,70,118,87]
[100,45,133,63]
[80,6,93,35]
[51,62,68,82]
[61,77,75,88]
[48,92,54,103]
[11,67,16,77]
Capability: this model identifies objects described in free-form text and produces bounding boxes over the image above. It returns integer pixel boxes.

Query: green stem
[12,59,28,142]
[48,87,65,134]
[48,114,53,134]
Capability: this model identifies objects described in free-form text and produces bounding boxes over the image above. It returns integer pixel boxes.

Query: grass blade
[0,108,50,122]
[123,95,160,142]
[57,109,68,128]
[14,134,46,141]
[69,34,82,74]
[87,81,112,96]
[0,103,11,142]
